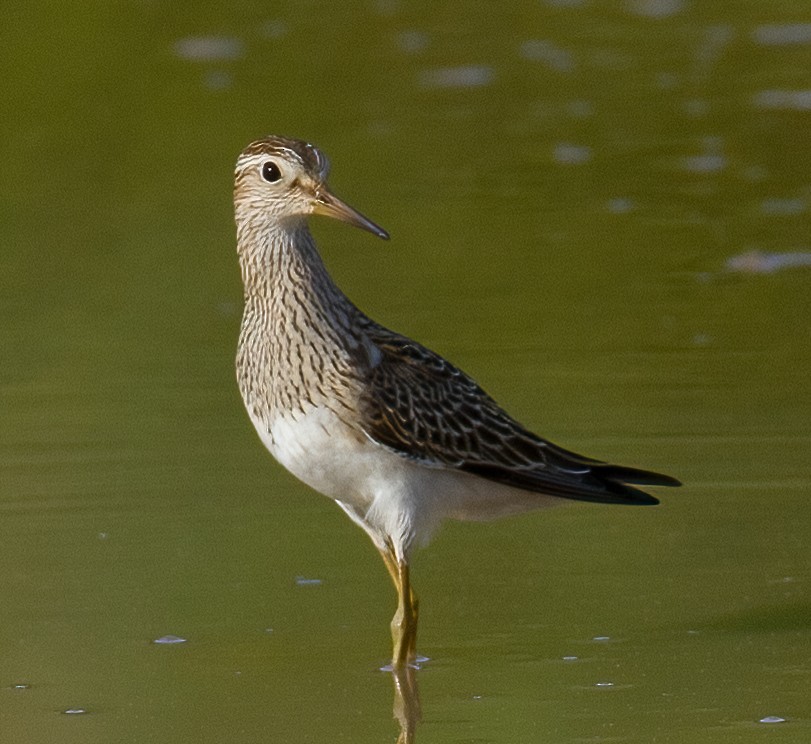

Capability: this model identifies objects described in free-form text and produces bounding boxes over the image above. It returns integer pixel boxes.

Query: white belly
[257,405,390,507]
[247,405,560,558]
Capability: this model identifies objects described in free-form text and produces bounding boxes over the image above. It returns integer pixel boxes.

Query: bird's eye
[261,161,282,183]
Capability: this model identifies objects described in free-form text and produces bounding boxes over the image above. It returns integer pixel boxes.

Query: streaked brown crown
[237,135,330,181]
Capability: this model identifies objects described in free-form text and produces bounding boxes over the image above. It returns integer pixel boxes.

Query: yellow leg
[378,544,400,588]
[378,544,419,668]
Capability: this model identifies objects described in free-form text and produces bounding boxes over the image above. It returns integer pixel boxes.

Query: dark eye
[261,161,282,183]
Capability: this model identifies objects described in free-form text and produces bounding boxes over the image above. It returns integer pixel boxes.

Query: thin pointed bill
[312,188,390,240]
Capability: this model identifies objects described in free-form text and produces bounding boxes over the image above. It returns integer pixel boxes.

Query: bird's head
[234,135,389,240]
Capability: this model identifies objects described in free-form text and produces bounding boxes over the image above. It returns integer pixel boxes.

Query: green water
[1,1,809,742]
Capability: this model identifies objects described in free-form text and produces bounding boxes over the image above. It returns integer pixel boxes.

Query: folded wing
[358,333,680,505]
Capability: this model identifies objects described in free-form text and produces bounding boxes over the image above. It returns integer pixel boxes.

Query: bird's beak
[312,187,390,240]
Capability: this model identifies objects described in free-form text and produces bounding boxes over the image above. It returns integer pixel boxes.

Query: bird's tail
[588,464,681,506]
[596,464,682,488]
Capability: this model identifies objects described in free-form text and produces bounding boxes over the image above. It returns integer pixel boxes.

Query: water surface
[1,1,809,742]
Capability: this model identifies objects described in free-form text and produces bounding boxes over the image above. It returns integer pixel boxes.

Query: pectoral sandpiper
[234,135,680,669]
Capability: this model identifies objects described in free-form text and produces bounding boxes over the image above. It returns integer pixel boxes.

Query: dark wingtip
[597,464,681,505]
[597,465,682,489]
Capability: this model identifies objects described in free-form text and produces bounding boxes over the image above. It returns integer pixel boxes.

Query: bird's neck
[236,220,358,333]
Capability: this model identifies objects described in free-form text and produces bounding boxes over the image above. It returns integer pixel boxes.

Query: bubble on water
[753,24,811,46]
[682,99,710,118]
[62,708,88,715]
[684,155,725,173]
[562,655,578,661]
[753,89,811,111]
[592,636,611,642]
[420,65,494,90]
[295,576,323,586]
[682,141,726,173]
[607,197,634,214]
[553,143,592,165]
[153,634,187,645]
[595,681,615,687]
[11,683,31,690]
[759,716,786,724]
[725,250,811,274]
[520,40,574,73]
[693,25,735,71]
[173,36,244,62]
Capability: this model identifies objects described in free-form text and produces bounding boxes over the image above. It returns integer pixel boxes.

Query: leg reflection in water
[391,663,421,744]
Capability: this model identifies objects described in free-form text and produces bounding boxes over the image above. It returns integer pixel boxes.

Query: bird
[233,135,680,669]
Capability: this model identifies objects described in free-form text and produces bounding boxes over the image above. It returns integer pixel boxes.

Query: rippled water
[2,2,809,742]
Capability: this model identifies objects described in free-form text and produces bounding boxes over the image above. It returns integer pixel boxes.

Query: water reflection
[390,665,421,744]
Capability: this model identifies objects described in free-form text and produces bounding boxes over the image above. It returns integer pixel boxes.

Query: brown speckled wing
[359,332,679,504]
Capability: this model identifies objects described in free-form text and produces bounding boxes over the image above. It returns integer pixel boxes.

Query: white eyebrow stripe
[237,153,263,170]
